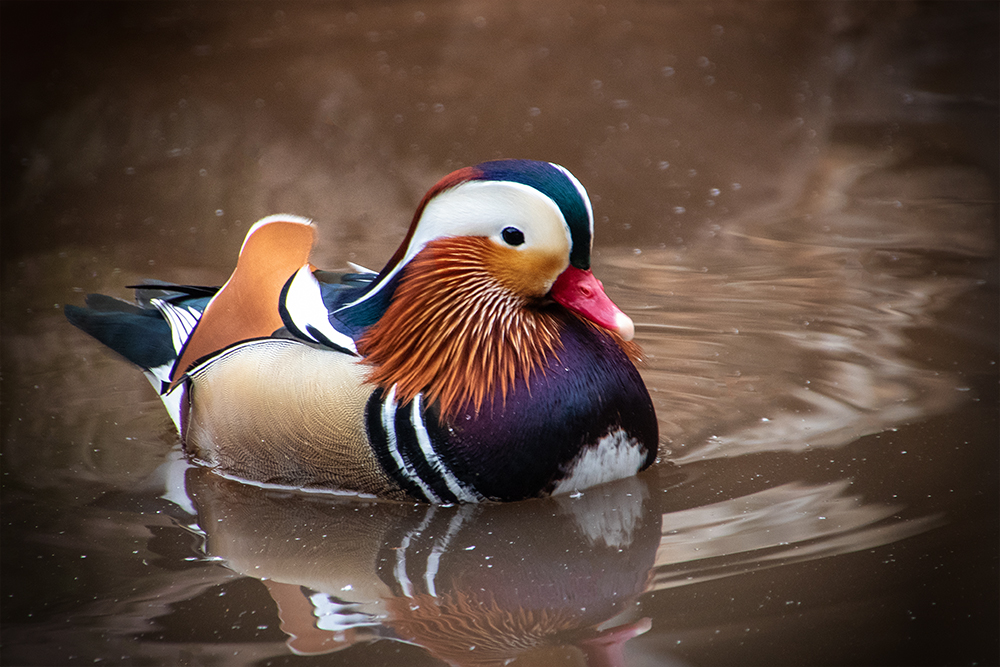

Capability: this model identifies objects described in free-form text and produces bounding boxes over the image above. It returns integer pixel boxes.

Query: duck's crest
[336,160,594,328]
[475,160,594,269]
[170,215,315,380]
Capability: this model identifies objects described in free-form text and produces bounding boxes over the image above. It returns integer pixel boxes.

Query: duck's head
[355,159,638,417]
[359,159,633,339]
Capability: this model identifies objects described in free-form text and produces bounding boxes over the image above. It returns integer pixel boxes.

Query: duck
[66,159,658,502]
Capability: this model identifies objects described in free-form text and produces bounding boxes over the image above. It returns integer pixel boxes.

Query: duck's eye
[501,227,525,246]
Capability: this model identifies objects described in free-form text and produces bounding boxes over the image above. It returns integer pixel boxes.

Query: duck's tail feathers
[128,281,219,303]
[66,214,317,419]
[66,289,213,431]
[65,295,178,372]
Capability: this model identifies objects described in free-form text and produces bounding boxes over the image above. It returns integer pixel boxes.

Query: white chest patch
[552,429,646,496]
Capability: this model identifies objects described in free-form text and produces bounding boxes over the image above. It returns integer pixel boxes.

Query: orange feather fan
[357,237,563,420]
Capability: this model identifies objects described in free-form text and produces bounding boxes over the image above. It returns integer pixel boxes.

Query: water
[2,3,997,665]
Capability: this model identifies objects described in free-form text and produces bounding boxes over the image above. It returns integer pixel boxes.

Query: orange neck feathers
[357,237,563,420]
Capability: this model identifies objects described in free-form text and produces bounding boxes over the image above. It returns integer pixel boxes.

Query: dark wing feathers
[67,269,372,375]
[312,270,375,288]
[66,282,220,371]
[126,281,219,307]
[65,299,176,370]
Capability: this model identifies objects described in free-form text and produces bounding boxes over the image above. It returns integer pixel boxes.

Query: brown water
[2,3,997,666]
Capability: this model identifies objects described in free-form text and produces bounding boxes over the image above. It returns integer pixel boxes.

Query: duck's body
[67,160,658,502]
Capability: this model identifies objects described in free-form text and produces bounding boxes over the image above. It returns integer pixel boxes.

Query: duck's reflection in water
[185,468,659,665]
[173,465,939,666]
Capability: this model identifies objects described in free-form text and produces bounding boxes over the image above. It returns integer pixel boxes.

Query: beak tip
[551,267,636,341]
[616,312,635,341]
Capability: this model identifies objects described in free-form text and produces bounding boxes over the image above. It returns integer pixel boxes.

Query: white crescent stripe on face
[338,180,572,312]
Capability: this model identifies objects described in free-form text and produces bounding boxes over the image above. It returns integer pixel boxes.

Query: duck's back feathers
[64,214,372,399]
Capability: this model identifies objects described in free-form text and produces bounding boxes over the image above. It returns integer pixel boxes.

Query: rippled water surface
[3,3,997,666]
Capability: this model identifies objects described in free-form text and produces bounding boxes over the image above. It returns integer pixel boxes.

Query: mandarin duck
[66,159,658,502]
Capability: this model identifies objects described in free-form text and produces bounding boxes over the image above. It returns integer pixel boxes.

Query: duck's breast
[432,317,659,501]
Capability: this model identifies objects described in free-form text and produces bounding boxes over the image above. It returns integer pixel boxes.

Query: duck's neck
[356,237,563,420]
